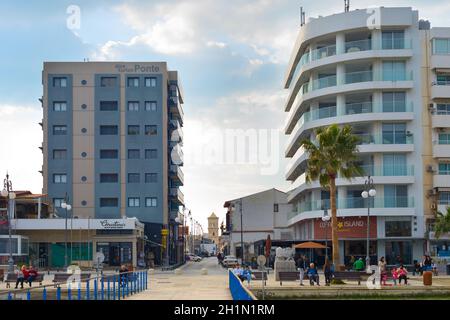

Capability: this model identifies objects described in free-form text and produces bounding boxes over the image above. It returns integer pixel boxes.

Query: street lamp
[231,199,244,265]
[322,208,330,260]
[61,195,72,269]
[2,173,16,274]
[361,175,376,272]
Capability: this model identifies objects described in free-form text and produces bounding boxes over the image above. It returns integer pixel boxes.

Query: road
[127,257,232,300]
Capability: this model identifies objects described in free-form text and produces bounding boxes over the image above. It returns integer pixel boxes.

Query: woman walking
[323,257,333,286]
[378,257,387,286]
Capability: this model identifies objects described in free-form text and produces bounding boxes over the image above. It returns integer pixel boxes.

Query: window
[145,125,157,136]
[53,125,67,135]
[145,173,157,183]
[439,191,450,204]
[145,101,157,111]
[100,173,118,183]
[437,104,450,115]
[438,133,450,145]
[53,77,67,87]
[128,101,139,111]
[100,125,118,135]
[99,101,118,111]
[385,219,412,237]
[128,197,140,207]
[53,174,67,184]
[439,163,450,175]
[100,77,117,87]
[128,173,140,183]
[383,154,407,176]
[437,74,450,85]
[128,149,140,159]
[382,92,406,112]
[128,125,140,135]
[145,77,157,87]
[384,185,408,208]
[145,197,158,207]
[382,123,407,144]
[100,149,118,159]
[53,198,64,208]
[433,38,450,55]
[53,101,67,112]
[53,149,67,160]
[100,198,118,207]
[382,31,405,49]
[145,149,157,159]
[127,77,139,87]
[382,61,406,81]
[273,203,279,212]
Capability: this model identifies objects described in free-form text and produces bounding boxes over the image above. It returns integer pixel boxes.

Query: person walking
[323,257,333,286]
[353,257,365,271]
[398,265,408,285]
[296,255,305,286]
[119,264,129,287]
[378,257,387,286]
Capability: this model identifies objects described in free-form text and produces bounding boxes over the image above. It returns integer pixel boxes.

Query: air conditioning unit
[427,189,437,197]
[426,165,435,173]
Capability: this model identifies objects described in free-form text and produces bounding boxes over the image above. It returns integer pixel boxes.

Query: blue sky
[0,0,448,229]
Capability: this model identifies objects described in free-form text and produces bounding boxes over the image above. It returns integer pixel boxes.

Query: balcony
[431,111,450,128]
[170,165,184,185]
[169,96,184,121]
[355,133,414,153]
[169,188,184,205]
[431,82,450,100]
[434,174,450,188]
[433,143,450,158]
[311,75,337,90]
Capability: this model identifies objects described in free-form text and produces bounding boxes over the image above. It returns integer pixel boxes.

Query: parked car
[188,254,202,262]
[222,255,238,268]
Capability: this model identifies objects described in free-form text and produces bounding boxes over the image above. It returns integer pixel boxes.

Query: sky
[0,0,448,230]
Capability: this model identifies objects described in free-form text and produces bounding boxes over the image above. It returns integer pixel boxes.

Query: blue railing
[228,270,256,300]
[0,270,148,301]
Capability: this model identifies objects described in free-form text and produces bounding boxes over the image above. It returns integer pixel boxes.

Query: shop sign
[314,216,377,239]
[99,220,127,230]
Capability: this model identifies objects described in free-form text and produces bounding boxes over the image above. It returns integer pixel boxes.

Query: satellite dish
[257,255,267,267]
[95,251,105,264]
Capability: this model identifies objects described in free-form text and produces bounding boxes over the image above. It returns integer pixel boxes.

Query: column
[371,29,382,50]
[373,91,382,113]
[336,94,346,116]
[132,239,137,268]
[336,63,345,86]
[336,32,346,55]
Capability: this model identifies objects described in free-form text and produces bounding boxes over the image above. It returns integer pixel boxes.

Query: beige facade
[207,212,219,245]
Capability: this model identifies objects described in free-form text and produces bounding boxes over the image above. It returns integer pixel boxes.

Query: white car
[222,255,238,267]
[188,254,202,262]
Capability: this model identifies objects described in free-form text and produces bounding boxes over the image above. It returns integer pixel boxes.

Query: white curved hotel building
[283,7,450,265]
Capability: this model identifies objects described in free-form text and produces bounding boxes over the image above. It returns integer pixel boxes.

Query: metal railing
[345,39,372,53]
[0,270,148,301]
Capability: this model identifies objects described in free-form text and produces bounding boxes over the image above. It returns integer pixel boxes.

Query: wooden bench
[251,271,268,285]
[333,271,370,285]
[5,273,45,288]
[53,273,92,287]
[278,271,301,286]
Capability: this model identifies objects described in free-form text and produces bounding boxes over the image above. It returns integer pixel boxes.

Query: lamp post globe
[369,189,377,197]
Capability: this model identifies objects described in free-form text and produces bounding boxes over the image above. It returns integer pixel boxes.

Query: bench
[333,271,370,285]
[251,271,268,285]
[278,271,302,286]
[53,273,93,287]
[4,274,44,288]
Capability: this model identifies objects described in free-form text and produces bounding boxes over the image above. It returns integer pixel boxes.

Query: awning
[293,241,327,249]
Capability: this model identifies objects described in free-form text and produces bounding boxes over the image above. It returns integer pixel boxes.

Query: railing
[354,133,414,145]
[0,270,148,301]
[345,101,373,115]
[311,44,336,61]
[311,75,337,90]
[436,79,450,86]
[344,70,373,84]
[345,39,372,53]
[228,270,256,300]
[350,164,415,177]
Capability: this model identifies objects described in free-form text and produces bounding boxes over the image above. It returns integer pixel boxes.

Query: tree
[434,206,450,239]
[300,124,363,268]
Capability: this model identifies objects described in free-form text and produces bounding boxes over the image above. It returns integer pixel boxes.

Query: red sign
[314,216,377,239]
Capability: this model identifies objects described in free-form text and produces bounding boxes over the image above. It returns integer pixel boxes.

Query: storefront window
[96,242,132,266]
[385,241,412,265]
[0,237,18,254]
[385,219,412,237]
[344,240,377,266]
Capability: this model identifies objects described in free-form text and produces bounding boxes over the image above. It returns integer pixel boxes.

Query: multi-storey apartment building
[283,7,450,266]
[42,62,185,266]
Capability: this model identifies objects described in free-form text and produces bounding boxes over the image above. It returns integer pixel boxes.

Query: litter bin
[423,271,433,286]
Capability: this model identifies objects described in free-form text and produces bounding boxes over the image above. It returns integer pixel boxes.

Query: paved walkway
[127,257,231,300]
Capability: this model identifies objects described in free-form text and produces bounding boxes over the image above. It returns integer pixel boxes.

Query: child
[391,267,399,286]
[398,265,408,285]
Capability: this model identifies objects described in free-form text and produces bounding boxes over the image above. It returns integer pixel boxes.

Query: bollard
[68,287,72,300]
[78,286,81,300]
[27,290,31,301]
[145,271,148,289]
[56,287,61,301]
[43,288,47,301]
[86,280,90,300]
[108,277,111,300]
[7,292,12,301]
[113,276,116,300]
[94,279,98,300]
[101,277,104,300]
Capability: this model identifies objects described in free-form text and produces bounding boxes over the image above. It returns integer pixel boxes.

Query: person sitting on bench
[306,263,320,286]
[27,265,38,287]
[15,265,28,289]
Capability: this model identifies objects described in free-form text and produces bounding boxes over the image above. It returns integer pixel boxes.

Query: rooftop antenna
[344,0,350,12]
[300,6,306,26]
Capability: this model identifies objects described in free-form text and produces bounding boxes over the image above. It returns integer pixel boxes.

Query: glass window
[127,77,139,87]
[382,61,406,81]
[128,173,140,183]
[99,101,118,111]
[437,74,450,85]
[382,31,405,49]
[128,125,140,135]
[385,219,412,237]
[384,185,408,208]
[145,197,158,207]
[145,149,157,159]
[100,125,118,135]
[100,77,117,87]
[100,149,118,159]
[438,133,450,144]
[53,101,67,112]
[385,241,412,265]
[382,92,406,112]
[53,174,67,184]
[145,173,157,183]
[437,104,450,115]
[128,101,139,111]
[53,149,67,159]
[382,123,406,144]
[433,38,450,54]
[145,101,157,111]
[53,77,67,87]
[100,173,118,183]
[145,77,157,87]
[53,125,67,135]
[274,204,279,212]
[53,198,64,208]
[383,154,407,176]
[128,197,140,207]
[439,191,450,204]
[100,198,118,207]
[439,163,450,175]
[128,149,140,159]
[145,125,157,136]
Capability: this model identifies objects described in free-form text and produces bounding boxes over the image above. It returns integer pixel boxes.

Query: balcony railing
[311,75,337,90]
[311,44,337,61]
[345,39,372,53]
[344,70,373,84]
[345,101,373,115]
[353,164,415,177]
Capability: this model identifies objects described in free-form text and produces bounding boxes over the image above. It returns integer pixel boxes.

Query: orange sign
[314,216,377,239]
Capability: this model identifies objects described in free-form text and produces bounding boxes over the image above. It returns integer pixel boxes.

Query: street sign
[257,255,266,267]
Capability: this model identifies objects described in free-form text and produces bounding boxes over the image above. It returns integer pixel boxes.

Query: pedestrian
[398,265,408,285]
[349,255,356,271]
[432,261,438,276]
[295,255,305,286]
[27,265,38,287]
[423,255,432,272]
[391,267,399,286]
[306,263,320,286]
[119,264,128,287]
[378,257,387,286]
[353,257,365,272]
[413,260,421,276]
[323,257,333,286]
[15,265,27,289]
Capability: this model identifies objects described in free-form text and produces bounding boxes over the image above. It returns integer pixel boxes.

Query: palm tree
[434,206,450,239]
[300,124,363,268]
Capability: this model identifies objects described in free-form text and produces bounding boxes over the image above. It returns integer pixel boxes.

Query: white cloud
[206,41,227,48]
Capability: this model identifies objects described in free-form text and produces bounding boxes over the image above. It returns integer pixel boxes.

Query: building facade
[207,212,219,245]
[283,7,450,266]
[42,62,185,266]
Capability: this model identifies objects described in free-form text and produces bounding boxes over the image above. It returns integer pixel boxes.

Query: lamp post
[2,173,16,274]
[322,208,330,260]
[61,195,72,269]
[361,175,376,272]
